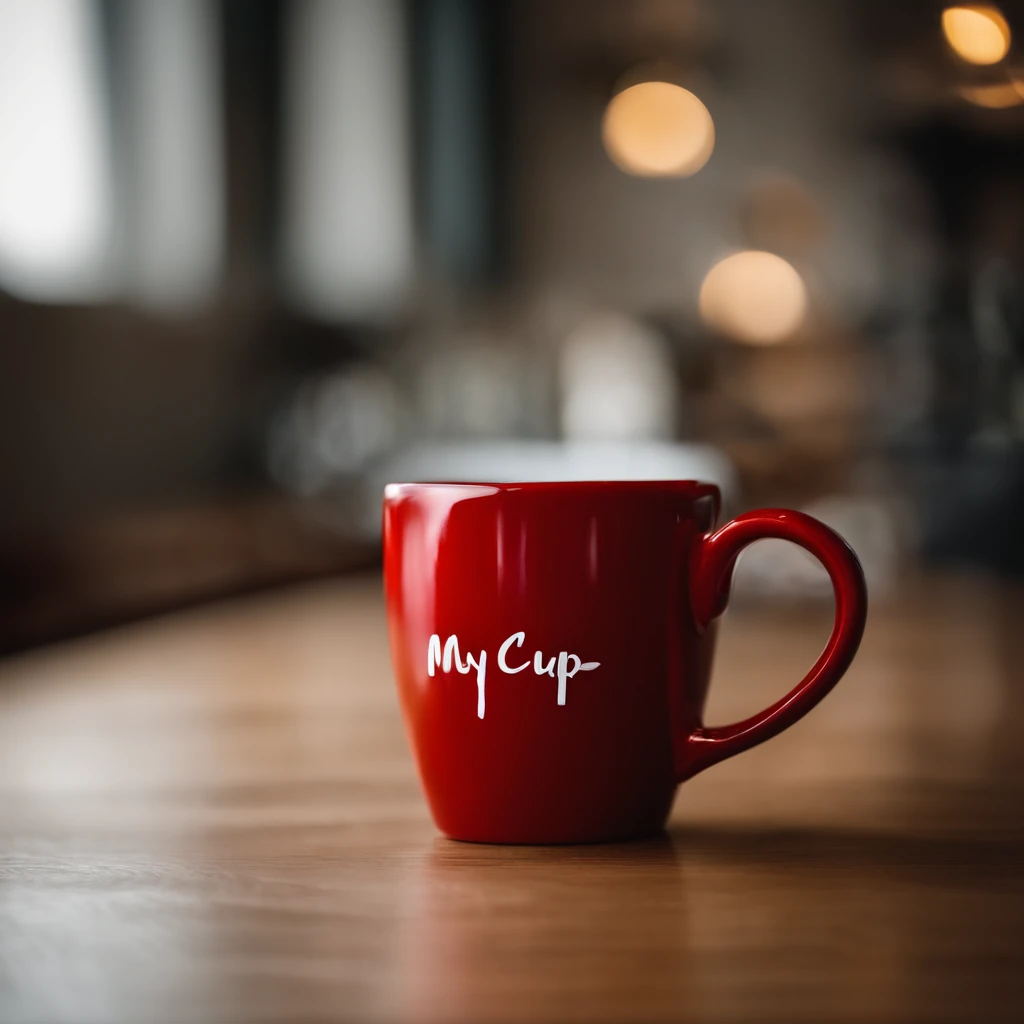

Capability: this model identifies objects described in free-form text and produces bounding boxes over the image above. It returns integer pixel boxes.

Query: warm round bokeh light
[959,79,1024,106]
[602,81,714,177]
[942,6,1011,65]
[699,251,807,345]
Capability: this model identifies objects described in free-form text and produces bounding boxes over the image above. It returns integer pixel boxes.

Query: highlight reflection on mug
[427,630,601,718]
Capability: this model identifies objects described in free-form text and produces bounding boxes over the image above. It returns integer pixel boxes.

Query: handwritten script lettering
[428,631,599,718]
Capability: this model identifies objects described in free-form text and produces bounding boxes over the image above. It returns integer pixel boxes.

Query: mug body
[383,481,720,844]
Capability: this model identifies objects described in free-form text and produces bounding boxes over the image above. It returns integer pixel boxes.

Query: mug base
[435,820,670,846]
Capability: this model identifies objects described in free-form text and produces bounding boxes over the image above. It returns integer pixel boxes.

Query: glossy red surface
[383,482,867,844]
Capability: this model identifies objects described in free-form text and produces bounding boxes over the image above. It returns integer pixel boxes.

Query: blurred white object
[0,0,113,300]
[732,495,899,601]
[284,0,414,321]
[376,440,736,494]
[121,0,223,309]
[560,312,677,440]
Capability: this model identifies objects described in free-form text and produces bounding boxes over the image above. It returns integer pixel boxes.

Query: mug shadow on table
[668,822,1024,883]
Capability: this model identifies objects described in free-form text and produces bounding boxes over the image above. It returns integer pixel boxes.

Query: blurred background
[3,0,1024,653]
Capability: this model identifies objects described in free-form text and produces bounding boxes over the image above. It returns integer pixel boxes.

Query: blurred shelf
[0,493,378,655]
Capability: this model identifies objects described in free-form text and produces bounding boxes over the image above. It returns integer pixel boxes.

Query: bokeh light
[958,77,1024,107]
[601,81,714,177]
[699,250,807,345]
[941,6,1011,65]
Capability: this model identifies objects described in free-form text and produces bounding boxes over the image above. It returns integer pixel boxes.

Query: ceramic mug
[383,481,867,844]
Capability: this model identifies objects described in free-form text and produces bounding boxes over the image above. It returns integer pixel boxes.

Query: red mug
[383,481,867,844]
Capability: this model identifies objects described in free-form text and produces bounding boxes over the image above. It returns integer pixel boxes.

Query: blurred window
[0,0,113,301]
[119,0,224,309]
[0,0,224,308]
[283,0,414,322]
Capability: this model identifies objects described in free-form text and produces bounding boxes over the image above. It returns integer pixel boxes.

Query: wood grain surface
[1,575,1022,1023]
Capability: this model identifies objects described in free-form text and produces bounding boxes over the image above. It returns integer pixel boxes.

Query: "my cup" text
[427,632,600,719]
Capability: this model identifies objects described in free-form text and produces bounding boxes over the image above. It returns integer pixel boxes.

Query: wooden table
[1,575,1022,1023]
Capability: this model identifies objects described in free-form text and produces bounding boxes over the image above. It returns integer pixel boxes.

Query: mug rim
[382,479,720,507]
[384,479,721,497]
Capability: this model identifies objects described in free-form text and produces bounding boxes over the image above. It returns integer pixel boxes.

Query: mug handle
[678,509,868,781]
